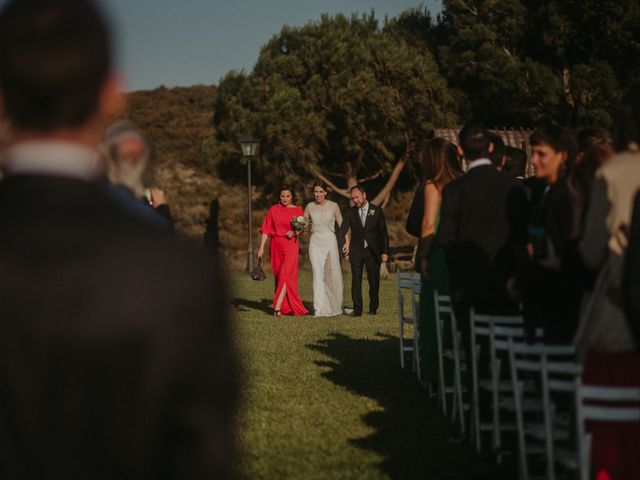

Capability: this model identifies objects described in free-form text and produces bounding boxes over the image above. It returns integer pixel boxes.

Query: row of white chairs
[396,272,640,480]
[437,293,640,480]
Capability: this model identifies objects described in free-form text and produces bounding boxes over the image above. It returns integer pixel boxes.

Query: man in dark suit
[624,190,640,348]
[436,125,527,326]
[0,1,237,478]
[338,185,390,316]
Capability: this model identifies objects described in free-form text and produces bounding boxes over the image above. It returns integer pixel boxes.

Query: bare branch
[371,153,408,205]
[380,193,391,208]
[357,171,383,183]
[307,164,350,198]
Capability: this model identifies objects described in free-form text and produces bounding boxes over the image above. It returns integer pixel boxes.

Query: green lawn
[231,269,474,479]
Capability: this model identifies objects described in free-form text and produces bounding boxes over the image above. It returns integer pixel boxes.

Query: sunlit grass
[231,269,473,479]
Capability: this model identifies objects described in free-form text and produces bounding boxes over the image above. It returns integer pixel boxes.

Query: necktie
[360,207,368,248]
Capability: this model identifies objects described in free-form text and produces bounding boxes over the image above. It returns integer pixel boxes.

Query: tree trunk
[371,152,408,205]
[562,67,575,111]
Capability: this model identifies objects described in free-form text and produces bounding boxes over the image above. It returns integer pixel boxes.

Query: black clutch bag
[251,257,267,281]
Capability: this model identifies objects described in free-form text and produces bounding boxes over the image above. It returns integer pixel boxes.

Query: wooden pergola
[433,128,534,175]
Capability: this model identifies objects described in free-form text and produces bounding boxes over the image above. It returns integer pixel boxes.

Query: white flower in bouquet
[291,215,312,234]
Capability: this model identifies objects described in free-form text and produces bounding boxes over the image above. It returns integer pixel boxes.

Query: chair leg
[471,343,481,452]
[453,331,465,437]
[492,359,502,453]
[437,319,447,415]
[545,402,555,480]
[399,323,405,369]
[413,318,421,381]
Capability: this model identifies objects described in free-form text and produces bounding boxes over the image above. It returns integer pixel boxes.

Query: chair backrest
[397,272,420,321]
[470,311,527,376]
[471,310,524,342]
[434,291,452,315]
[579,384,640,422]
[573,382,640,480]
[507,339,581,480]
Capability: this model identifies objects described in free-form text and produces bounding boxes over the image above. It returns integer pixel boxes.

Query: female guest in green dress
[416,138,463,388]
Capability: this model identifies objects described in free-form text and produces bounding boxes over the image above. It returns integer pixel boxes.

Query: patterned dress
[305,201,344,316]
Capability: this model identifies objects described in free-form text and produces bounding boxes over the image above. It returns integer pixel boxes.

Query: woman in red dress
[257,185,309,316]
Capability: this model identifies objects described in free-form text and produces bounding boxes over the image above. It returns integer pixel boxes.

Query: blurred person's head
[530,125,576,184]
[421,137,462,189]
[577,127,614,154]
[0,0,122,142]
[458,124,494,162]
[101,121,150,197]
[350,185,367,208]
[502,146,527,179]
[612,87,640,152]
[576,127,613,165]
[489,133,506,168]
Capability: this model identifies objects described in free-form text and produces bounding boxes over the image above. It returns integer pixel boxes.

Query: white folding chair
[508,339,580,480]
[469,310,525,453]
[396,272,421,380]
[490,325,545,457]
[434,291,466,437]
[555,382,640,480]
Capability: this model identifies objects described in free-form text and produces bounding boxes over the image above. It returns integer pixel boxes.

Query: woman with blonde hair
[416,137,463,387]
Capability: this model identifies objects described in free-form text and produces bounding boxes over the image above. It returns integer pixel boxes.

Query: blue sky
[95,0,441,91]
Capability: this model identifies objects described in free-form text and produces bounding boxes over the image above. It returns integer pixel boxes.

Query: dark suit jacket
[624,190,640,348]
[338,202,389,262]
[436,164,527,307]
[0,175,238,479]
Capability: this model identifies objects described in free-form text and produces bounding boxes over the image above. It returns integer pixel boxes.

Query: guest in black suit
[624,190,640,348]
[338,185,389,316]
[436,125,527,328]
[0,1,238,478]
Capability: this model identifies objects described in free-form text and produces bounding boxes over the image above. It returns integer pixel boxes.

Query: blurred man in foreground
[0,0,238,478]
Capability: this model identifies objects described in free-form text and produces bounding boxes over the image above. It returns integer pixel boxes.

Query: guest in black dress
[508,126,582,344]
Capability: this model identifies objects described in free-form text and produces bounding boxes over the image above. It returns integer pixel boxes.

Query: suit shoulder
[442,175,464,195]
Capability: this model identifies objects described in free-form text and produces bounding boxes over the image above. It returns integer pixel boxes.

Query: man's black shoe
[369,309,377,315]
[352,312,362,317]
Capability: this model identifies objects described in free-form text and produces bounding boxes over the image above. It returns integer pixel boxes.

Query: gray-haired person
[101,120,174,229]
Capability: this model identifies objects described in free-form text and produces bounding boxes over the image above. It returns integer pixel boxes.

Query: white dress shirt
[466,158,492,171]
[2,140,101,180]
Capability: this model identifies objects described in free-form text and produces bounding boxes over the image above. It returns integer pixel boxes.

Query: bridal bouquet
[291,215,312,234]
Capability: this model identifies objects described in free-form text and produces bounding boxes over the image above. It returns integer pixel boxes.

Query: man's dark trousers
[351,247,380,315]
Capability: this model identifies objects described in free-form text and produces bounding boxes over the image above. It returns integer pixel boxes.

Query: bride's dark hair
[312,180,329,192]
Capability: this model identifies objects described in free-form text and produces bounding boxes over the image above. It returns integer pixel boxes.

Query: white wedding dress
[305,200,344,316]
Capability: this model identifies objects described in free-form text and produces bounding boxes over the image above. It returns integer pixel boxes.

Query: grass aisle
[232,270,474,479]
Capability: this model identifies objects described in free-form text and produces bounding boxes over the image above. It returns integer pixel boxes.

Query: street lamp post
[239,134,260,273]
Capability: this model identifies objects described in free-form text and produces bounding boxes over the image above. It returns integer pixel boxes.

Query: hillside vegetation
[122,85,415,270]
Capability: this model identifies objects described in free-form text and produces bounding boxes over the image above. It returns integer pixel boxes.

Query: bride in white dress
[304,182,347,317]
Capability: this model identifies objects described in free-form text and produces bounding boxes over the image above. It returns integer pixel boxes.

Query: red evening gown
[583,349,640,480]
[259,204,309,315]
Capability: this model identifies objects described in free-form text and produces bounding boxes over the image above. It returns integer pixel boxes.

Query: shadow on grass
[230,297,315,316]
[231,297,272,314]
[308,332,474,480]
